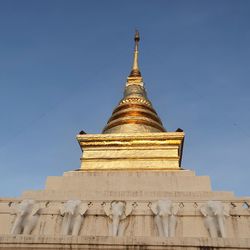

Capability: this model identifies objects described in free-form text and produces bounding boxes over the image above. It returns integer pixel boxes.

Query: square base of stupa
[77,132,184,170]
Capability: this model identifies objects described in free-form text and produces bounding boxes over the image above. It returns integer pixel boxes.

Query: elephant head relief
[103,201,137,236]
[59,200,90,236]
[200,200,230,238]
[10,199,46,235]
[149,199,179,237]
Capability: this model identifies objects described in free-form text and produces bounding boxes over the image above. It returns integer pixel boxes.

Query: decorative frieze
[0,199,249,238]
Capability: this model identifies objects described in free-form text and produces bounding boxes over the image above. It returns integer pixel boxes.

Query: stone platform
[0,170,248,243]
[21,170,235,201]
[0,235,250,249]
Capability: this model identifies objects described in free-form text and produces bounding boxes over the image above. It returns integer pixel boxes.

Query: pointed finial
[129,30,141,77]
[134,29,140,46]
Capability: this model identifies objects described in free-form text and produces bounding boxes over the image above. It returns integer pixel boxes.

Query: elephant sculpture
[200,200,230,238]
[103,201,137,236]
[10,199,45,235]
[149,199,179,237]
[59,200,90,236]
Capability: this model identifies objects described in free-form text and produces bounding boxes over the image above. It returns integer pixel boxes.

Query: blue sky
[0,0,250,197]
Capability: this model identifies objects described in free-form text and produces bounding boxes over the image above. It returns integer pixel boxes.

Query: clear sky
[0,0,250,197]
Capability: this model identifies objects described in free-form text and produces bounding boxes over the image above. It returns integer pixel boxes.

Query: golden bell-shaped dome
[102,31,166,134]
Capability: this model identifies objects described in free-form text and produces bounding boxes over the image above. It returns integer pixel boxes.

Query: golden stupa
[77,31,184,171]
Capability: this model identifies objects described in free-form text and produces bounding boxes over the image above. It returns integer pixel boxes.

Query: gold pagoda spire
[127,30,143,84]
[129,30,141,77]
[102,31,166,134]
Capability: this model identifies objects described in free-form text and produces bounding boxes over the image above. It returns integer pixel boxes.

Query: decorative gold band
[112,103,156,114]
[107,110,163,125]
[103,118,165,133]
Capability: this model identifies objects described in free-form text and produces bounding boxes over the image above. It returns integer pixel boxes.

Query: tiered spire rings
[102,31,165,134]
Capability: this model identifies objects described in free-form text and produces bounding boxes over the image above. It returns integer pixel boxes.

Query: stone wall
[0,199,249,238]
